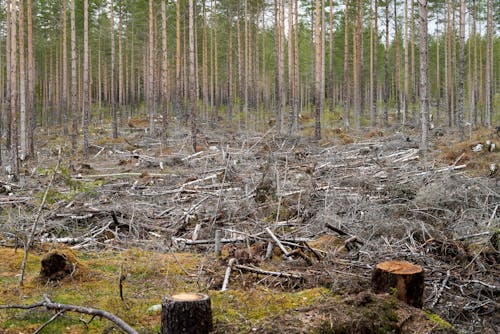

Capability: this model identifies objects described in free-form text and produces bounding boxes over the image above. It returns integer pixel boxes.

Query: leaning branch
[0,294,138,334]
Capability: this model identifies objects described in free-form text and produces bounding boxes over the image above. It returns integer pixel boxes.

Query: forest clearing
[0,0,499,332]
[0,121,498,333]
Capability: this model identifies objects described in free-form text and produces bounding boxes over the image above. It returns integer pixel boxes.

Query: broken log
[161,293,212,334]
[371,260,424,308]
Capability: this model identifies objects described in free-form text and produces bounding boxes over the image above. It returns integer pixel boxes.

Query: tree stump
[371,260,424,308]
[40,251,75,282]
[161,293,213,334]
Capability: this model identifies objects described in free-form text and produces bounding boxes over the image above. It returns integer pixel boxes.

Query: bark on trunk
[161,293,213,334]
[372,260,424,308]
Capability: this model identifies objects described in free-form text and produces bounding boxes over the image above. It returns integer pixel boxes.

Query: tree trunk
[394,0,401,123]
[82,0,90,158]
[161,0,169,146]
[176,0,182,121]
[353,0,362,129]
[6,0,11,151]
[372,260,424,308]
[201,1,208,123]
[288,0,295,132]
[61,0,68,136]
[403,0,409,126]
[384,0,390,126]
[419,0,429,154]
[27,0,34,158]
[343,0,350,129]
[188,0,197,151]
[314,0,323,139]
[19,0,27,161]
[9,0,19,179]
[485,0,493,127]
[457,0,466,140]
[71,0,78,155]
[161,293,213,334]
[148,0,155,134]
[371,0,378,127]
[110,0,117,138]
[227,8,233,124]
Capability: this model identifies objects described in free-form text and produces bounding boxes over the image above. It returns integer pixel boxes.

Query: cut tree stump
[161,293,213,334]
[371,260,424,308]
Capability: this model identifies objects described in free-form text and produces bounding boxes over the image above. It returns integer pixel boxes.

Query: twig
[430,269,451,308]
[19,148,62,287]
[33,310,65,334]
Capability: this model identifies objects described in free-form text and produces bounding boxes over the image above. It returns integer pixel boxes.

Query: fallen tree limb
[234,264,303,279]
[0,294,138,334]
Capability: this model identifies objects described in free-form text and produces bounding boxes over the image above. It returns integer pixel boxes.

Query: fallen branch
[221,258,237,291]
[265,227,290,257]
[234,264,303,279]
[430,270,451,308]
[0,294,138,334]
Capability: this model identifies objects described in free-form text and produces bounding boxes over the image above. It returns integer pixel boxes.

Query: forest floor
[0,119,498,333]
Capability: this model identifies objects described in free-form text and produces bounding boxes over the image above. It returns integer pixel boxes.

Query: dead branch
[0,294,138,334]
[234,264,303,279]
[221,258,237,291]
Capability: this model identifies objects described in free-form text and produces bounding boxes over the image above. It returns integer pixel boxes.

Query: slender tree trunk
[227,7,233,124]
[279,0,286,134]
[61,0,68,136]
[244,0,249,128]
[472,0,478,125]
[27,0,34,158]
[457,0,466,139]
[435,13,440,125]
[148,0,155,134]
[410,0,416,122]
[419,0,429,154]
[343,0,350,129]
[19,0,27,161]
[384,0,390,126]
[394,0,401,123]
[6,0,11,151]
[118,13,124,128]
[403,0,409,125]
[82,0,90,158]
[288,0,296,132]
[314,0,323,139]
[110,0,117,138]
[446,0,452,127]
[9,0,19,178]
[485,0,493,127]
[161,0,169,145]
[274,0,281,133]
[371,0,378,127]
[353,0,362,129]
[175,0,182,121]
[202,1,209,123]
[188,0,197,150]
[328,0,334,115]
[71,0,77,154]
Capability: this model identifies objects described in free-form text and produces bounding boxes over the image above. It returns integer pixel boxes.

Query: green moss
[426,310,454,329]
